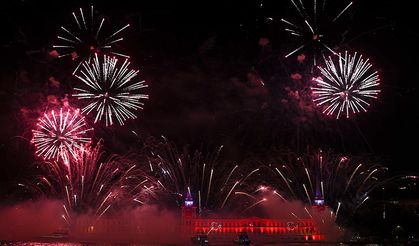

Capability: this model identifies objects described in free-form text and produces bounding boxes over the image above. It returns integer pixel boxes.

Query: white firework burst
[53,6,130,73]
[311,51,380,119]
[281,0,353,66]
[73,54,149,126]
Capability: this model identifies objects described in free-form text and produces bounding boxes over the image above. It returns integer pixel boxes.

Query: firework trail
[31,107,93,165]
[143,136,261,214]
[311,51,380,119]
[261,149,387,222]
[21,141,159,221]
[282,0,354,66]
[53,6,130,73]
[73,54,149,126]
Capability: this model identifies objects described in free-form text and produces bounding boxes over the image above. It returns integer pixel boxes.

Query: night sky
[0,0,418,202]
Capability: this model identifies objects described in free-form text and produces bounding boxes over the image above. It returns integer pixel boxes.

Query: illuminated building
[181,194,325,242]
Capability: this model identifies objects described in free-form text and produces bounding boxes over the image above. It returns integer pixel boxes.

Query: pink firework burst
[31,108,93,164]
[311,51,380,119]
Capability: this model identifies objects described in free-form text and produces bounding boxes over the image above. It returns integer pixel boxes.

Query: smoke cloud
[70,205,183,244]
[261,194,343,241]
[0,200,63,241]
[0,200,184,244]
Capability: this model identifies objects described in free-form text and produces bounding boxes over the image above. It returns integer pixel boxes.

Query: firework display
[144,136,262,214]
[281,0,353,66]
[73,54,149,126]
[12,0,412,239]
[262,149,387,221]
[311,51,380,119]
[31,108,93,164]
[53,6,130,72]
[22,141,158,221]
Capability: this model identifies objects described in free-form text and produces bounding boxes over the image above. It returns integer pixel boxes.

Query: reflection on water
[1,243,84,246]
[0,242,385,246]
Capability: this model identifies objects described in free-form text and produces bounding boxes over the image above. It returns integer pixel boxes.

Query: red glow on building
[181,204,325,242]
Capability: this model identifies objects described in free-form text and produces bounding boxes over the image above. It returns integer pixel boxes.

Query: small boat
[233,232,251,245]
[39,230,69,241]
[191,234,209,244]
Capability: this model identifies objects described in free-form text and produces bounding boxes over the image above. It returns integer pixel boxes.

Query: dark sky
[0,0,418,201]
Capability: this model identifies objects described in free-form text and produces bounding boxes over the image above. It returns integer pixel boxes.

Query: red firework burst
[31,108,93,164]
